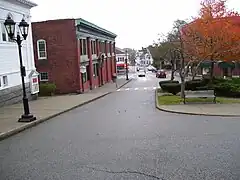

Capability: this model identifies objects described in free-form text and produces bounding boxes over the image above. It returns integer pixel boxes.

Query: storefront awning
[218,61,235,69]
[199,60,214,68]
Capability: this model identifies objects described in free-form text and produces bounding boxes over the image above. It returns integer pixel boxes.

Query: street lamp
[125,50,129,80]
[4,15,36,122]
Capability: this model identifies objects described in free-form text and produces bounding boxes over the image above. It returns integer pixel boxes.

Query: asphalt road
[1,71,240,180]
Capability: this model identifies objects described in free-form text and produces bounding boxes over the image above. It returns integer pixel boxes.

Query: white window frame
[37,39,47,60]
[40,72,49,81]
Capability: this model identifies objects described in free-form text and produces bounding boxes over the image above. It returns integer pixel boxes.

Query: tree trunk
[171,67,175,80]
[180,71,185,98]
[210,60,214,81]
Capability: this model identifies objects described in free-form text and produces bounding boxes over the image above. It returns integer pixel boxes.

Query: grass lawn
[158,94,240,105]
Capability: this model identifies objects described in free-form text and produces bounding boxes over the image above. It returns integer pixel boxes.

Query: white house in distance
[0,0,37,107]
[115,47,129,63]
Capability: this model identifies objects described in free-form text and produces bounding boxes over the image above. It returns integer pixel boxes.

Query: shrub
[214,82,240,97]
[39,83,57,96]
[185,80,207,90]
[159,80,179,88]
[161,83,181,95]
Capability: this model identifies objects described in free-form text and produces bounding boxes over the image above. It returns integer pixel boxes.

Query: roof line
[75,18,117,37]
[15,0,37,7]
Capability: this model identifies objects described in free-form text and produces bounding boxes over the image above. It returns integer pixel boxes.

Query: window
[3,76,8,86]
[40,72,48,81]
[37,40,47,59]
[93,64,98,77]
[86,65,90,81]
[80,39,87,55]
[109,43,112,54]
[91,40,96,54]
[100,42,105,53]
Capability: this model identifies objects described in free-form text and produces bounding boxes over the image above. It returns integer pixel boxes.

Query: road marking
[134,88,139,90]
[144,87,147,90]
[125,88,130,91]
[153,87,157,90]
[117,89,121,91]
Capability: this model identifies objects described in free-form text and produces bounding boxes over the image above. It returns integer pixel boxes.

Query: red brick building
[32,18,117,94]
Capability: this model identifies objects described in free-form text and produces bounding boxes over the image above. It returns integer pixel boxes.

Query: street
[1,71,240,180]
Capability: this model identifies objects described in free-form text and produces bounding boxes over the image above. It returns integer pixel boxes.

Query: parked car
[156,70,166,78]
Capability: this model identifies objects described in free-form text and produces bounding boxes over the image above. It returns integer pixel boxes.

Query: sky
[30,0,240,50]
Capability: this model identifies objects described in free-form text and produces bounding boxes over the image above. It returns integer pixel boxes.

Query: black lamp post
[4,15,36,122]
[125,50,129,80]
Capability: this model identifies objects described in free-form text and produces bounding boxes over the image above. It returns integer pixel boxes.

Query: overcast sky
[31,0,240,50]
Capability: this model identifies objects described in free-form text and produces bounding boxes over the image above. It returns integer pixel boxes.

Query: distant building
[115,47,129,74]
[0,0,37,107]
[32,18,117,94]
[115,47,129,63]
[135,47,153,66]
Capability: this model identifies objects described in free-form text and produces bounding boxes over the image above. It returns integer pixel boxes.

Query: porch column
[105,40,109,82]
[113,42,116,74]
[87,37,93,90]
[96,39,103,86]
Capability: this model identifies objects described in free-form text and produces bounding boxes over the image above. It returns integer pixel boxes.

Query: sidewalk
[155,91,240,117]
[0,78,132,140]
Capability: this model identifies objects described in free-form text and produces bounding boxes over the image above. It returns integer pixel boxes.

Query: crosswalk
[116,86,157,92]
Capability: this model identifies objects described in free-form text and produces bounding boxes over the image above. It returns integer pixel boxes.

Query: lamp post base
[18,114,36,123]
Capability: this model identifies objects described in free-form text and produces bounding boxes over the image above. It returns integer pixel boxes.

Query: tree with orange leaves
[182,0,240,79]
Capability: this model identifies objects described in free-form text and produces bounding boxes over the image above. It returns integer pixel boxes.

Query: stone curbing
[155,90,240,117]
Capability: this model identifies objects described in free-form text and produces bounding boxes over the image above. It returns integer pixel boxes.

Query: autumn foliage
[181,0,240,62]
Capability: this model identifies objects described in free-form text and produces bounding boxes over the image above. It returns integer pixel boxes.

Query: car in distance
[156,70,166,78]
[138,70,146,77]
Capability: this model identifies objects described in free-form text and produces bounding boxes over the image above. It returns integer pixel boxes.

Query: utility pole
[125,50,129,80]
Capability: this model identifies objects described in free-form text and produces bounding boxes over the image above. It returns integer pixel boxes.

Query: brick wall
[32,19,80,94]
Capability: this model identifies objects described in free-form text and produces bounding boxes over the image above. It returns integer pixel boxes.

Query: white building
[0,0,37,106]
[135,48,153,66]
[115,47,129,63]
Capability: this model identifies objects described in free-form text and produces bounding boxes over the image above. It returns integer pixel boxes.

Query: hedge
[161,83,181,95]
[159,80,179,88]
[39,83,57,96]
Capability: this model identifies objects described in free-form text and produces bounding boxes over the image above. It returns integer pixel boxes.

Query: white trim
[92,54,97,60]
[37,39,47,60]
[80,55,89,62]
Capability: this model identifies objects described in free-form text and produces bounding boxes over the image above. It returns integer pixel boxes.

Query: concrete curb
[155,90,240,117]
[116,78,133,90]
[0,92,111,141]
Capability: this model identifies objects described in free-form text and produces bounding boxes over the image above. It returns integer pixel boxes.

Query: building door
[106,60,108,82]
[86,65,92,89]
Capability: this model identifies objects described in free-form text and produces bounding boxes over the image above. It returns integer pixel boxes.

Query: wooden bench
[183,90,216,104]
